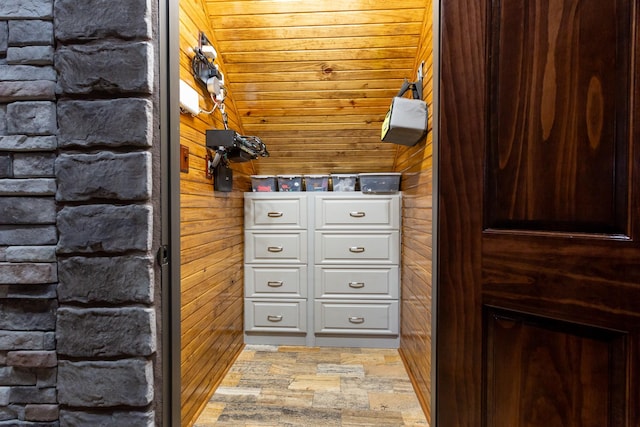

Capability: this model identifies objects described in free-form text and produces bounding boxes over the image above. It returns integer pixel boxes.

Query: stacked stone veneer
[0,0,159,425]
[0,1,60,425]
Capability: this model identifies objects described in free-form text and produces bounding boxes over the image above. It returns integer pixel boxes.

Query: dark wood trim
[436,0,487,424]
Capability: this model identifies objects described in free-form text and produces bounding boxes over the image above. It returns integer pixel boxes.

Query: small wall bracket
[180,144,189,173]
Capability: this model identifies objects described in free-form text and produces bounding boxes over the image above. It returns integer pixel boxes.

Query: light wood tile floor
[194,345,429,427]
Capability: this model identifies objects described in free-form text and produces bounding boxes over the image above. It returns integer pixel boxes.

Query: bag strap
[395,77,423,100]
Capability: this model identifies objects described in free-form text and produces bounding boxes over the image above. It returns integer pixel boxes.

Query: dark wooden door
[437,0,640,426]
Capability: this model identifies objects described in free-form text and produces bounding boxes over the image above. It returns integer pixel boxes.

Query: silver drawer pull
[267,246,283,252]
[349,316,365,324]
[349,246,365,253]
[267,281,283,287]
[349,211,366,218]
[267,315,283,322]
[348,282,365,288]
[267,212,283,218]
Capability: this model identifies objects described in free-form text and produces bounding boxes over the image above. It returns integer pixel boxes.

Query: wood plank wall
[179,0,253,425]
[395,0,434,421]
[205,0,425,175]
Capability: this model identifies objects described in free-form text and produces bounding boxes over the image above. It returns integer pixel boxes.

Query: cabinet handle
[267,281,283,287]
[267,315,283,322]
[267,246,283,252]
[348,282,365,288]
[349,246,365,253]
[267,212,283,217]
[349,211,366,218]
[348,316,365,324]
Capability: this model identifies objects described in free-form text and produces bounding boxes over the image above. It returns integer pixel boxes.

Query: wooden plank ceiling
[204,0,427,175]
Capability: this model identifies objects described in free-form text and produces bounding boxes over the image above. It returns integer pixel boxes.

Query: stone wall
[0,1,60,424]
[0,0,161,425]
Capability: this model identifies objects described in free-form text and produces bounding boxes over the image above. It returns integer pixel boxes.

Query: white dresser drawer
[314,266,398,299]
[245,195,307,229]
[245,231,307,263]
[315,195,400,229]
[315,231,399,264]
[245,299,306,332]
[246,265,307,298]
[315,300,398,335]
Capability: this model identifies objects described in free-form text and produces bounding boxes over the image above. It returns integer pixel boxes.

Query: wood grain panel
[235,97,396,110]
[223,47,417,63]
[230,69,411,84]
[394,0,433,422]
[482,233,640,329]
[232,88,395,102]
[486,0,631,233]
[215,22,423,42]
[209,9,426,29]
[234,80,401,94]
[438,0,640,425]
[224,58,414,74]
[181,298,243,422]
[437,0,487,423]
[485,309,626,427]
[217,35,420,53]
[401,267,432,411]
[179,0,251,425]
[201,0,428,175]
[207,0,428,15]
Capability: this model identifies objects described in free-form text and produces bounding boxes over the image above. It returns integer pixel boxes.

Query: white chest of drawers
[244,192,401,348]
[244,194,309,345]
[312,194,400,347]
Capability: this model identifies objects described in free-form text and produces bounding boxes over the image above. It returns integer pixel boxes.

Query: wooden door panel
[486,0,631,233]
[438,0,640,425]
[482,234,640,329]
[485,309,626,427]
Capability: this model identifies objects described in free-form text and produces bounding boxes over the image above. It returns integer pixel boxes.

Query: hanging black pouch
[214,163,233,192]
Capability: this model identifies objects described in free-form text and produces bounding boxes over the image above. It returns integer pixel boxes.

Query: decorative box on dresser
[243,192,401,348]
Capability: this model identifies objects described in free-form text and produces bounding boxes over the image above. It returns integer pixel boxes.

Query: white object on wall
[179,80,201,116]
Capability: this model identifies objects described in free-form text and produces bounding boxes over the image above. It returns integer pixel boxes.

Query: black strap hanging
[396,77,423,101]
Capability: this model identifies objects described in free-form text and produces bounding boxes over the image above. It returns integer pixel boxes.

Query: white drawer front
[314,266,398,299]
[245,196,307,229]
[315,195,400,229]
[246,300,307,332]
[245,231,307,263]
[246,265,307,298]
[315,231,399,264]
[315,301,398,335]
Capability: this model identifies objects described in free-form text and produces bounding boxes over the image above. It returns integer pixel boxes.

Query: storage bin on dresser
[243,192,401,348]
[244,193,309,345]
[313,193,401,348]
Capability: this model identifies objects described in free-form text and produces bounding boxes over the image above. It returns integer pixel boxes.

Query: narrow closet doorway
[173,1,436,426]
